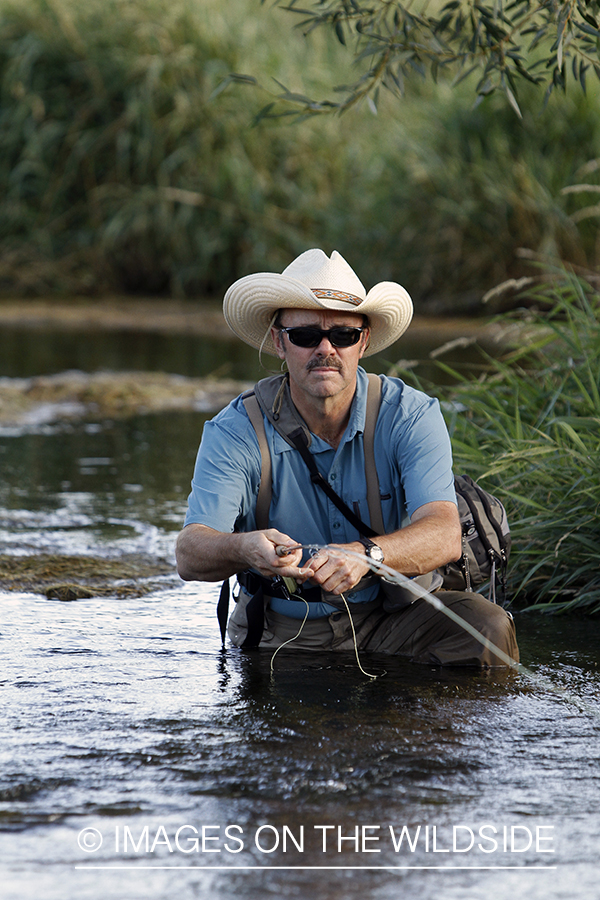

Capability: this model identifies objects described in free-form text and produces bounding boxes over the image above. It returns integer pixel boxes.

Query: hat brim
[223,272,413,357]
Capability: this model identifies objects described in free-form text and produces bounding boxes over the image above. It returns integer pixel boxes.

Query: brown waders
[229,588,519,668]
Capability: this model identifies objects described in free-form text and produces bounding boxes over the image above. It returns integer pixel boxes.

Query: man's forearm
[175,523,305,583]
[295,501,462,596]
[176,502,460,592]
[176,525,250,581]
[375,502,462,577]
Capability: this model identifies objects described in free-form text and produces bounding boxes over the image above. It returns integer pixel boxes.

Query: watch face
[368,544,384,564]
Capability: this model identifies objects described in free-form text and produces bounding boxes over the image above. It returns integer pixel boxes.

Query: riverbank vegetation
[0,552,175,598]
[417,275,600,613]
[1,0,600,309]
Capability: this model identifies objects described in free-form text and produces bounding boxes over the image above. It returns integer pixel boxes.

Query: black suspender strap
[217,576,266,650]
[217,577,230,647]
[239,583,265,648]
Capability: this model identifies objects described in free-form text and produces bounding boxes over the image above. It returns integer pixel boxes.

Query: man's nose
[315,335,336,352]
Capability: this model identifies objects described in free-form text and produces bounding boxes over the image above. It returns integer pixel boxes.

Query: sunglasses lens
[284,327,362,348]
[330,327,362,347]
[286,328,322,347]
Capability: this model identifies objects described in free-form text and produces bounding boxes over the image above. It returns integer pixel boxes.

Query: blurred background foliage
[1,0,600,308]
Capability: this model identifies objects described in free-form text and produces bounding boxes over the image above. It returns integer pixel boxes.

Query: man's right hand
[175,523,307,583]
[240,529,306,580]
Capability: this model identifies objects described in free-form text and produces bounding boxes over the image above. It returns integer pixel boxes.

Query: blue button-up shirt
[184,367,456,617]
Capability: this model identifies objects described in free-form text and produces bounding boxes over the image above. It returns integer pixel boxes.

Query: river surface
[1,325,600,900]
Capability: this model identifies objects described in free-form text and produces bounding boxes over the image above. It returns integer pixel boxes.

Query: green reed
[426,275,600,613]
[0,0,353,295]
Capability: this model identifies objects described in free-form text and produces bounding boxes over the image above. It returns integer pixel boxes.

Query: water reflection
[0,325,258,381]
[0,413,202,559]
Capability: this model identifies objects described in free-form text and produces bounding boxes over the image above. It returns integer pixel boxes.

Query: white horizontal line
[75,865,558,871]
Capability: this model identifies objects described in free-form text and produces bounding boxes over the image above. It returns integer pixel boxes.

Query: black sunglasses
[279,325,365,348]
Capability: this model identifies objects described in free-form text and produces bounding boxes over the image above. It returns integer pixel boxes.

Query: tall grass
[0,0,354,295]
[1,0,600,301]
[427,275,600,612]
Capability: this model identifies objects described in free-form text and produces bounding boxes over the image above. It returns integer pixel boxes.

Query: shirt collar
[271,366,368,454]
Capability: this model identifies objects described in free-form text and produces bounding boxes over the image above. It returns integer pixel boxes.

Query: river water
[1,325,600,900]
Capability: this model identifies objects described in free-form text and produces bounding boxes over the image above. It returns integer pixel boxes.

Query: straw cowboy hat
[223,248,413,357]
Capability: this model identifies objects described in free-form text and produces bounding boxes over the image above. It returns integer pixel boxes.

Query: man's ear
[359,328,371,358]
[271,326,286,360]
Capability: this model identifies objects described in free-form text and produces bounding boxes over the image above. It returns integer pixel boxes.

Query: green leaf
[580,61,589,93]
[210,73,258,100]
[576,22,600,38]
[504,84,523,117]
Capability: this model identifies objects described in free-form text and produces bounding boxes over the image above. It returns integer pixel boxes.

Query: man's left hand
[301,543,370,595]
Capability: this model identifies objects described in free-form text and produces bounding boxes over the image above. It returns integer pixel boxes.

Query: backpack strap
[243,392,271,530]
[224,373,385,646]
[364,373,384,535]
[286,426,377,538]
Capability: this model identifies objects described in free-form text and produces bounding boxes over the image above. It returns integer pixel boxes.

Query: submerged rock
[0,370,251,429]
[46,584,95,601]
[0,553,177,599]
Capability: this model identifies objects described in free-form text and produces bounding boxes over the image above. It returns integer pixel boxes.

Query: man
[176,249,518,666]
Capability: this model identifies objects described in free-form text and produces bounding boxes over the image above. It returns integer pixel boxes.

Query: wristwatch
[358,537,384,564]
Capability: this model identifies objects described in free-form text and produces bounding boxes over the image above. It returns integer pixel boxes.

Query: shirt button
[330,473,336,481]
[333,522,341,530]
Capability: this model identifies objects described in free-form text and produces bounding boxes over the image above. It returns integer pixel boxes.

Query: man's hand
[297,500,462,596]
[176,523,307,583]
[301,542,370,595]
[176,501,460,588]
[240,529,306,580]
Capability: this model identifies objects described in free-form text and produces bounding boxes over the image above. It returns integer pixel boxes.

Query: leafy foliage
[320,85,599,308]
[425,274,600,612]
[258,0,600,116]
[0,0,353,295]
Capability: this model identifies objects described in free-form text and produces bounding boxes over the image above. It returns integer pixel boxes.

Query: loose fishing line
[339,592,382,680]
[268,554,382,679]
[269,543,383,679]
[269,595,311,675]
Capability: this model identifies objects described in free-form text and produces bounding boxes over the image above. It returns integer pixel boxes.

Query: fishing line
[273,542,600,720]
[268,591,382,680]
[269,596,311,676]
[268,550,382,679]
[339,592,382,680]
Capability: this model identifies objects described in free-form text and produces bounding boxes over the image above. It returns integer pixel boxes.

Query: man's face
[271,308,370,402]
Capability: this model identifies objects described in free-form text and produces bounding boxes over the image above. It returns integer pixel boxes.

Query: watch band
[358,536,384,562]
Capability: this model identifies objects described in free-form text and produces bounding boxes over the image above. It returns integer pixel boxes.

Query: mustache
[306,355,343,372]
